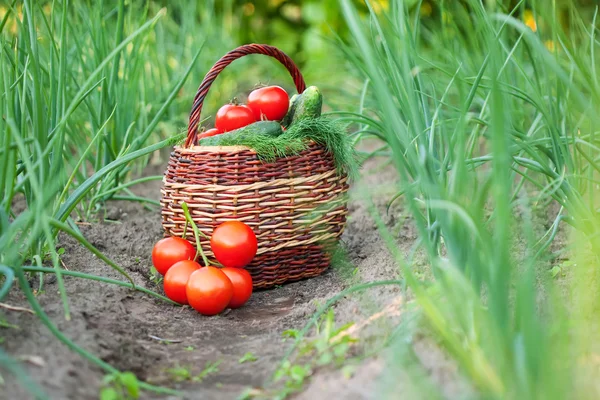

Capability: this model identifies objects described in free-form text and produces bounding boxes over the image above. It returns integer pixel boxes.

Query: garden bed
[2,155,469,399]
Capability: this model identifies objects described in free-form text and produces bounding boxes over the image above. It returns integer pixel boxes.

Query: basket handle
[185,44,307,147]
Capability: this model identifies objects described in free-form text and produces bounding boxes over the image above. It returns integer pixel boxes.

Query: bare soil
[1,154,465,400]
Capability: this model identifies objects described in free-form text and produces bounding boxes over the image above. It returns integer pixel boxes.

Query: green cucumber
[198,121,283,146]
[291,86,322,123]
[281,93,301,127]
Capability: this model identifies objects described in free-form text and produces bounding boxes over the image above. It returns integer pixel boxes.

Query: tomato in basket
[215,104,255,132]
[198,128,221,140]
[247,85,289,121]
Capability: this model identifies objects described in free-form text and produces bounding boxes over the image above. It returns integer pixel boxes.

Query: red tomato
[247,86,289,121]
[186,267,233,316]
[221,268,253,308]
[152,237,196,276]
[163,260,200,304]
[210,221,258,268]
[215,104,256,132]
[198,128,221,140]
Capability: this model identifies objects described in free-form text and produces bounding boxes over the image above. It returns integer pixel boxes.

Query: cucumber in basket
[281,93,301,127]
[291,86,323,124]
[198,120,283,146]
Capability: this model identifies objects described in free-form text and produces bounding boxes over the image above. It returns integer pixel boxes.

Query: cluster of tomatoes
[151,221,258,316]
[198,85,290,139]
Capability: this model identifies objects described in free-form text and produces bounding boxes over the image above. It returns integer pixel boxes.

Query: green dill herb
[199,117,359,179]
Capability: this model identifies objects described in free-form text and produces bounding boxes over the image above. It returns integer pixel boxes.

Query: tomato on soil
[210,221,258,268]
[163,260,200,304]
[215,104,256,132]
[152,237,196,276]
[247,86,289,121]
[186,266,233,316]
[198,128,221,140]
[221,267,253,308]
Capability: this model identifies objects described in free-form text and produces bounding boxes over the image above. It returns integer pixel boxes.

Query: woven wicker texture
[160,44,349,289]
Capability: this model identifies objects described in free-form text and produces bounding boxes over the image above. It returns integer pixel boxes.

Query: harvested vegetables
[163,260,200,305]
[215,103,256,132]
[247,85,290,121]
[281,93,301,127]
[199,85,358,179]
[151,237,196,276]
[210,221,258,269]
[290,85,323,123]
[157,83,356,316]
[198,128,220,139]
[221,268,253,309]
[186,266,233,316]
[151,219,257,315]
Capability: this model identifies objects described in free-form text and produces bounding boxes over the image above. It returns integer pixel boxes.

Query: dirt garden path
[2,152,466,400]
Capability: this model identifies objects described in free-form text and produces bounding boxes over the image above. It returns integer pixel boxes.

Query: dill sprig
[203,117,359,180]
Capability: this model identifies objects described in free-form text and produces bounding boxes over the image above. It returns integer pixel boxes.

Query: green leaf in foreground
[56,133,184,222]
[239,352,258,364]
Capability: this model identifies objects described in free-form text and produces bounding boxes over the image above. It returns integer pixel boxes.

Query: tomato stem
[180,202,211,267]
[21,265,178,305]
[182,220,188,239]
[196,229,211,240]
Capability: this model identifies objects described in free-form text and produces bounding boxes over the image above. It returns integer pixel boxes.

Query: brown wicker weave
[160,44,349,289]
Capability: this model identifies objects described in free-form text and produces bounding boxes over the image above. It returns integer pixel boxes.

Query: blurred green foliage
[155,0,599,117]
[4,0,595,133]
[2,0,600,398]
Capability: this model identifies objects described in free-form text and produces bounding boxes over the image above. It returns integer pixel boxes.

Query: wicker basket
[160,44,349,289]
